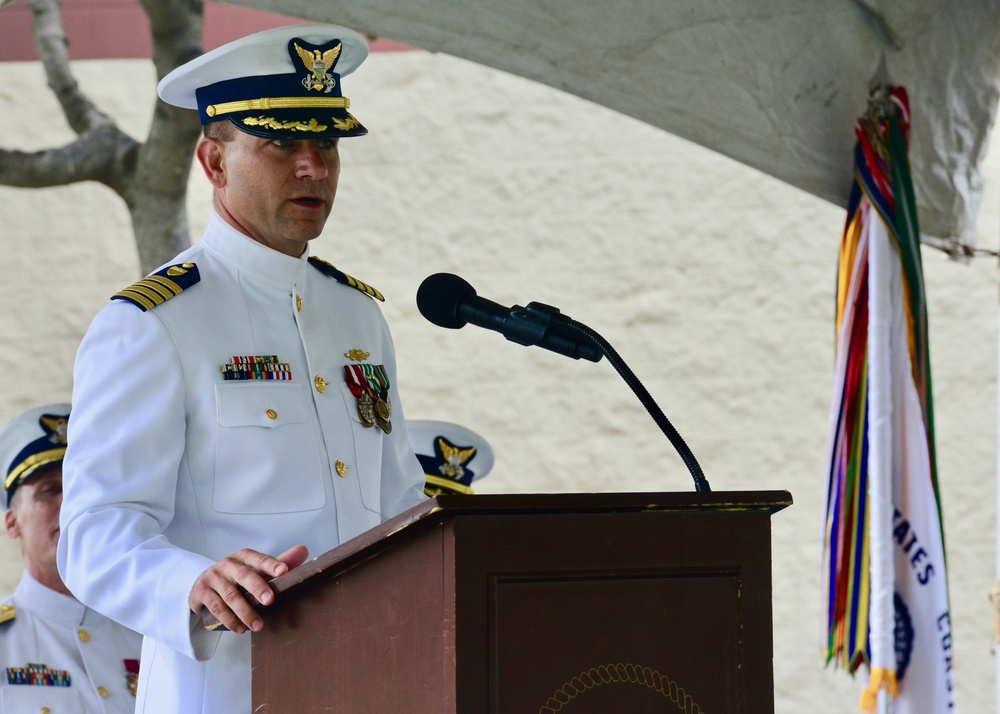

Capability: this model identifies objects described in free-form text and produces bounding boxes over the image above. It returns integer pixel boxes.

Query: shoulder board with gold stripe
[111,263,201,311]
[308,257,384,302]
[0,604,15,625]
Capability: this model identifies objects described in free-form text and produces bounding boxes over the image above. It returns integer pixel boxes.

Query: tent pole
[995,261,1000,713]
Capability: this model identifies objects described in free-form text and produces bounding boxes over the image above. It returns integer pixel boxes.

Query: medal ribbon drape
[344,363,392,433]
[361,363,392,433]
[344,364,376,428]
[821,85,952,713]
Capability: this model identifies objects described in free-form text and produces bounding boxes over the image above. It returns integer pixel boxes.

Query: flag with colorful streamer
[821,84,953,712]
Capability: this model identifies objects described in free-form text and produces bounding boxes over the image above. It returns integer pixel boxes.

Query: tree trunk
[0,0,206,276]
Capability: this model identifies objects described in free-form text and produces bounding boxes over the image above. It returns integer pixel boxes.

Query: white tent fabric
[226,0,1000,253]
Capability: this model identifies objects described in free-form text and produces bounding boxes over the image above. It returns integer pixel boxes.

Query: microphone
[416,273,711,492]
[416,273,603,362]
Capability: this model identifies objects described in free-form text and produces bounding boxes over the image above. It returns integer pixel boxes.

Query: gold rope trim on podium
[538,662,704,714]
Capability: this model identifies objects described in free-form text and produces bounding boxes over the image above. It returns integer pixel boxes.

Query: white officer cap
[158,24,370,139]
[0,404,71,509]
[407,420,495,497]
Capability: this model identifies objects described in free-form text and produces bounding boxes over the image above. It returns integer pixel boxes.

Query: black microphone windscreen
[416,273,477,329]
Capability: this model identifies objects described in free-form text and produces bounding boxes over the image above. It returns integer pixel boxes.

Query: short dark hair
[203,120,236,142]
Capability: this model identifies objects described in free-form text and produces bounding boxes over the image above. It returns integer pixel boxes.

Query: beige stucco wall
[1,52,997,711]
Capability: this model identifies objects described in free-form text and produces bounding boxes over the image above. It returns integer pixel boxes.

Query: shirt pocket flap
[216,383,310,428]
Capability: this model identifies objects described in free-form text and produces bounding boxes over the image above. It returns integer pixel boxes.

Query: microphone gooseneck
[561,319,711,492]
[415,273,711,492]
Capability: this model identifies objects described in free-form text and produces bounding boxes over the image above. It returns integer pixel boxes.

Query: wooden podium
[250,491,791,713]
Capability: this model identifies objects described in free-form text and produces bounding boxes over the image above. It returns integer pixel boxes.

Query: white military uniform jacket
[0,572,143,714]
[57,213,427,714]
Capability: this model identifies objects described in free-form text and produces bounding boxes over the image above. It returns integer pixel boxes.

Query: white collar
[200,212,311,291]
[14,571,87,627]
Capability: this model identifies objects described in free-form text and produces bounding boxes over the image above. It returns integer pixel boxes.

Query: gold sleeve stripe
[206,96,351,117]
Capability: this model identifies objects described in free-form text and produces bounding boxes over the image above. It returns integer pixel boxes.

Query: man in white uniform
[56,25,427,714]
[1,404,143,713]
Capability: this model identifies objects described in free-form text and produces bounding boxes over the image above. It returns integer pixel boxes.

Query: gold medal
[375,393,391,433]
[357,392,376,428]
[376,393,392,421]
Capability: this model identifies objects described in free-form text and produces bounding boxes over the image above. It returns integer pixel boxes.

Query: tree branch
[0,125,137,189]
[30,0,114,135]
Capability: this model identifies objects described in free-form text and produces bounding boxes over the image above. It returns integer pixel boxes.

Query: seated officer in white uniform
[57,24,426,714]
[0,404,142,713]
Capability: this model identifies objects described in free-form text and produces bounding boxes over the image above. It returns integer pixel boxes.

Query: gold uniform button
[335,460,348,477]
[97,685,109,698]
[77,628,90,643]
[41,708,51,714]
[266,409,278,419]
[296,295,303,311]
[314,375,327,393]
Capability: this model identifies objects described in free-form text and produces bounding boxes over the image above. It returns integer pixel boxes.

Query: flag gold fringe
[859,668,899,713]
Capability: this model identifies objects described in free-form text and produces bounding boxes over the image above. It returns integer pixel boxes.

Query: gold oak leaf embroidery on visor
[242,116,328,133]
[332,114,361,131]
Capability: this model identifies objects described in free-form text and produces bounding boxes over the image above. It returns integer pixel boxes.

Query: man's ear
[196,137,228,189]
[4,507,19,540]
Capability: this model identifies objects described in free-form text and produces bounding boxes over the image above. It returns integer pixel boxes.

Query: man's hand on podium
[190,544,310,634]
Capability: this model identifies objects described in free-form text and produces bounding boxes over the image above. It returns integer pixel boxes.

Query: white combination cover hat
[158,24,370,139]
[407,420,495,497]
[0,403,71,509]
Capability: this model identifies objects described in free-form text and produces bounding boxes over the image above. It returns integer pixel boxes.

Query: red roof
[0,0,413,62]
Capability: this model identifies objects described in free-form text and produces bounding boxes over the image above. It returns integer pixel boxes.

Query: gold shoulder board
[112,263,201,312]
[0,603,15,624]
[308,257,384,302]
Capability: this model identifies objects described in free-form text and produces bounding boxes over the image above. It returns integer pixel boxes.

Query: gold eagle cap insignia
[438,438,476,479]
[40,415,68,445]
[294,41,342,91]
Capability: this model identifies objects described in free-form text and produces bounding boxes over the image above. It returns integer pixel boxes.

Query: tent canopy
[224,0,1000,254]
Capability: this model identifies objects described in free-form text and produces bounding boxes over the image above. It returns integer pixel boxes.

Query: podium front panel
[453,509,775,713]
